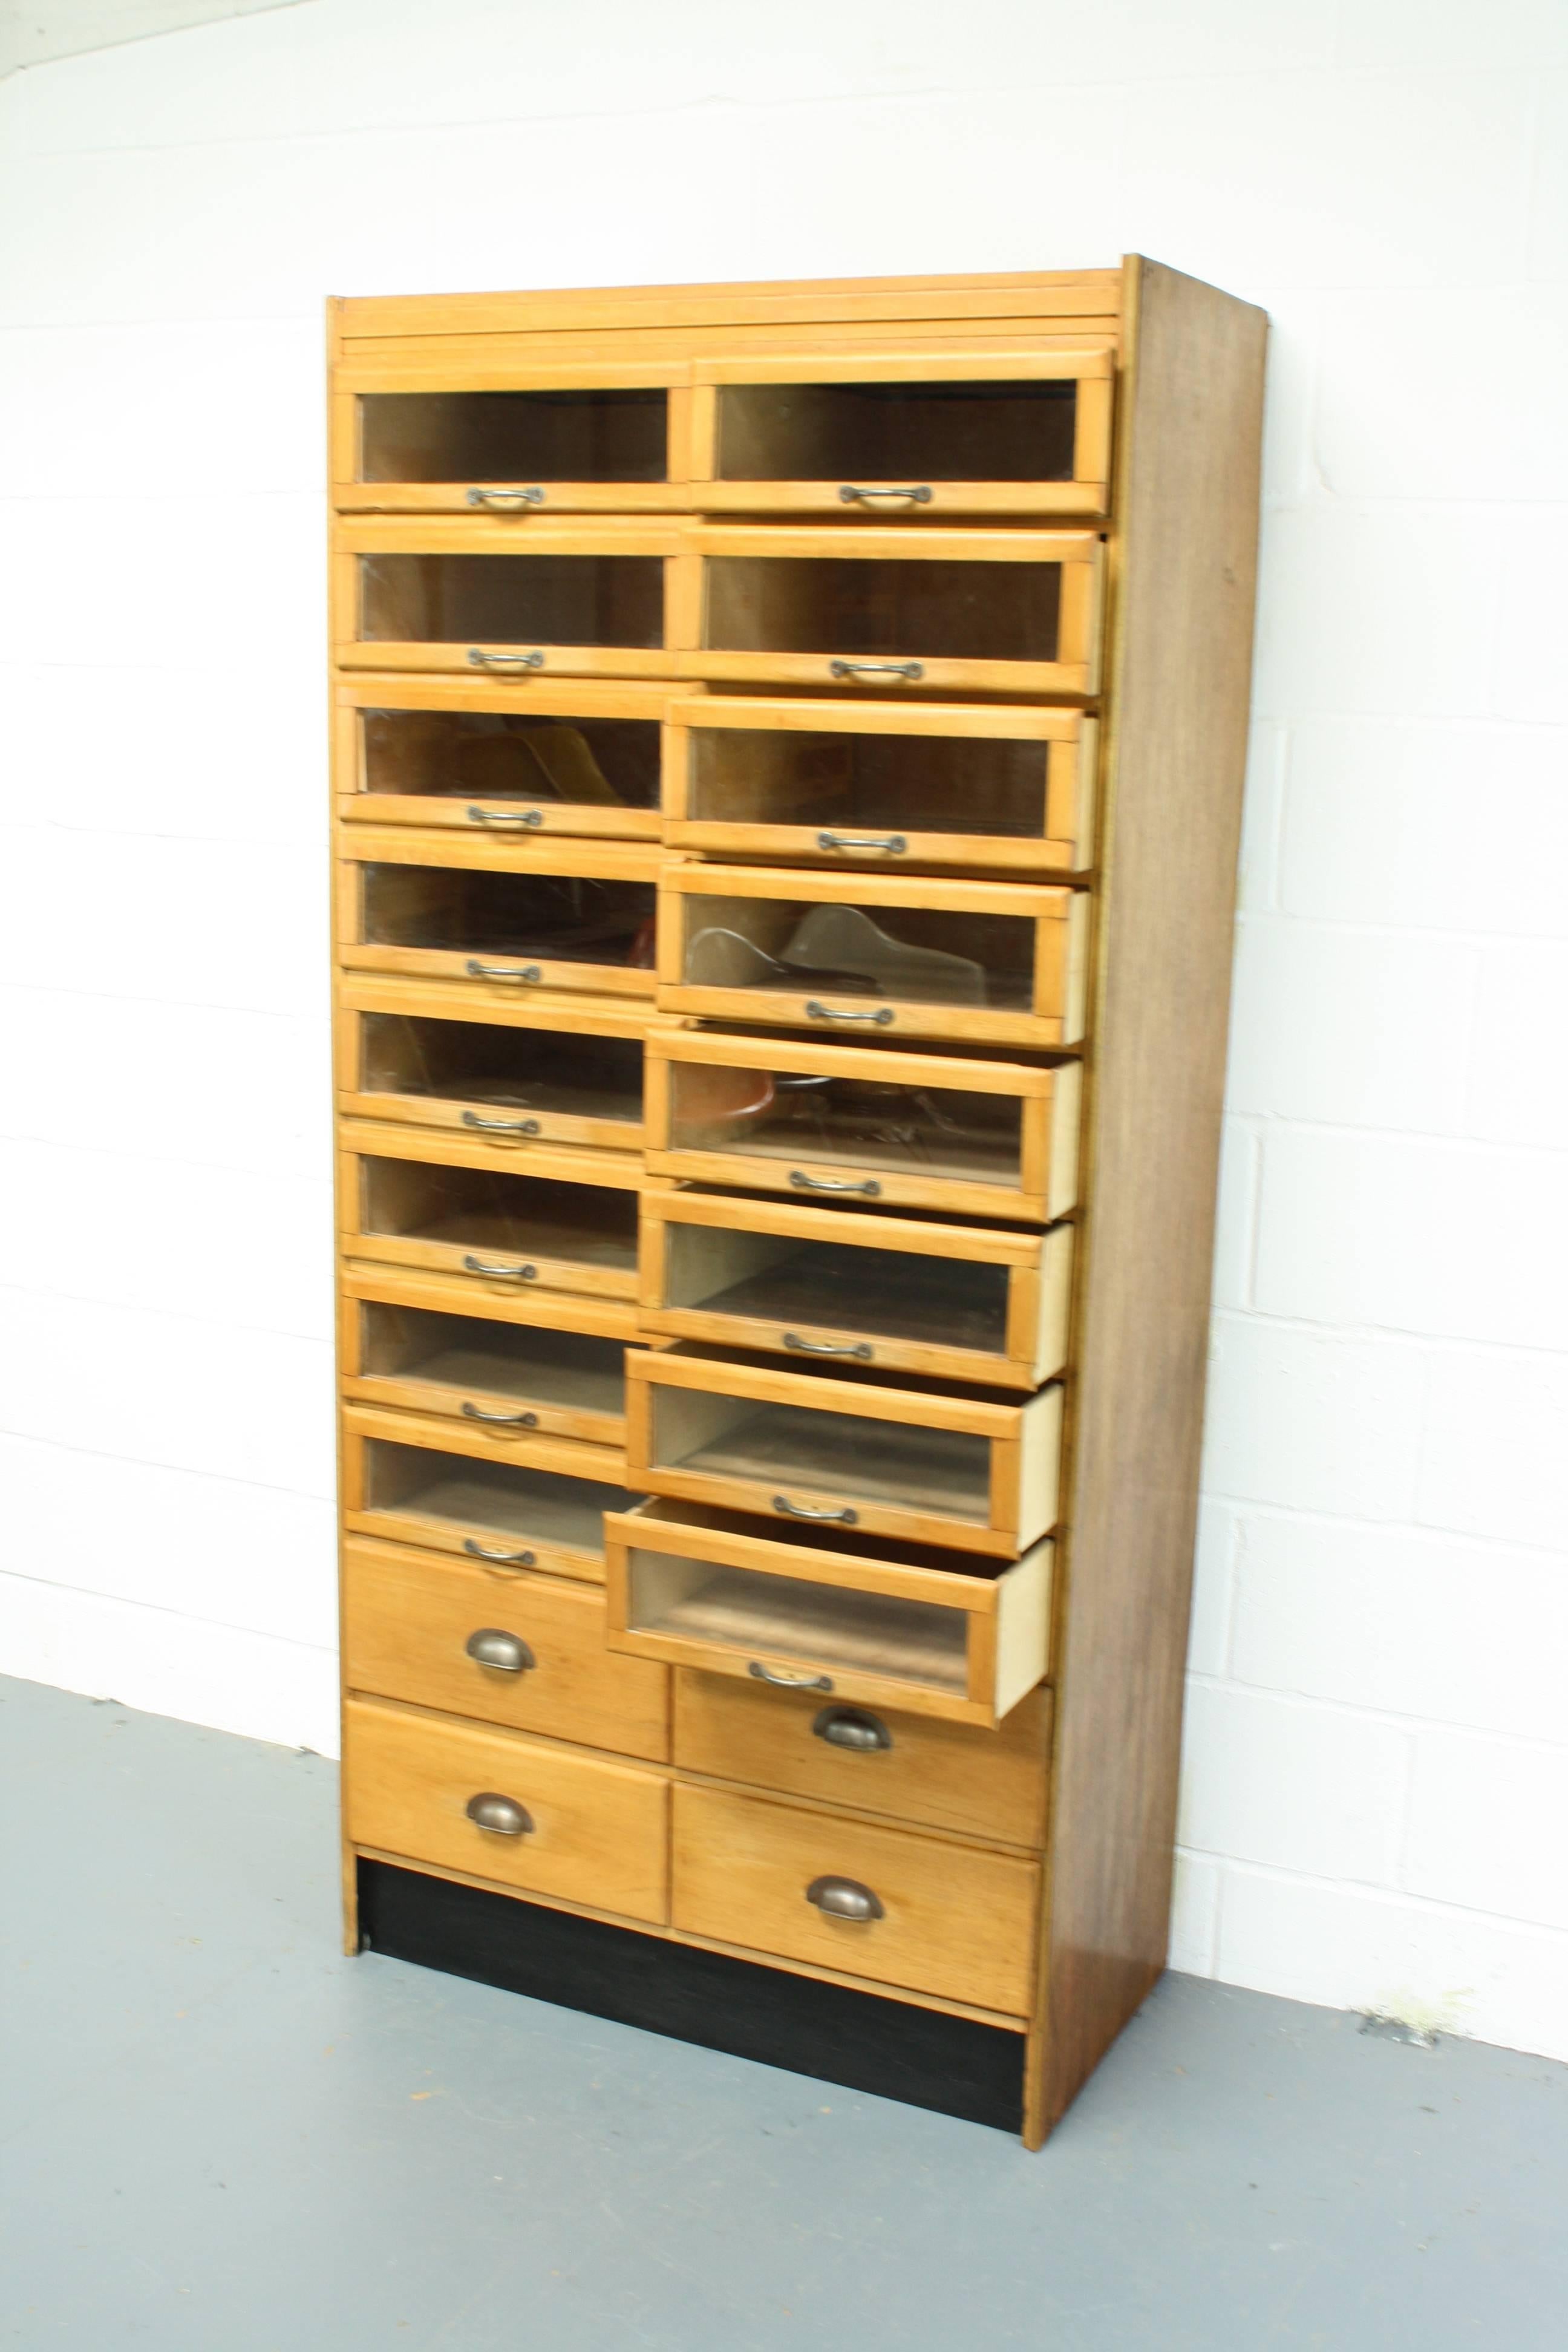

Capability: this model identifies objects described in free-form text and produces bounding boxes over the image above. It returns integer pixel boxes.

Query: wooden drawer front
[627,1349,1061,1559]
[343,1413,638,1582]
[333,362,691,515]
[639,1189,1073,1390]
[333,679,665,843]
[645,1027,1080,1223]
[671,1783,1037,2014]
[675,1671,1050,1846]
[606,1498,1051,1728]
[665,699,1094,878]
[334,518,682,679]
[345,1697,668,1924]
[677,525,1103,698]
[341,1287,628,1449]
[658,864,1086,1052]
[342,1538,668,1759]
[337,991,645,1159]
[337,834,658,1003]
[688,347,1113,519]
[341,1131,640,1301]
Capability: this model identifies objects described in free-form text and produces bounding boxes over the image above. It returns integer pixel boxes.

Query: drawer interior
[358,709,662,811]
[359,1157,639,1270]
[358,554,665,647]
[661,1221,1011,1354]
[687,726,1056,842]
[358,1014,644,1125]
[647,1383,993,1523]
[358,864,656,968]
[665,1055,1024,1189]
[704,557,1060,664]
[364,1437,623,1553]
[714,378,1079,485]
[359,1301,627,1415]
[359,390,669,485]
[678,892,1036,1011]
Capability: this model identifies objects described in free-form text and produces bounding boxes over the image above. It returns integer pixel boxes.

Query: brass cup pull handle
[782,1332,873,1361]
[463,1538,537,1569]
[466,486,544,510]
[461,1402,540,1427]
[463,1255,538,1282]
[788,1170,881,1198]
[467,806,544,828]
[813,1707,892,1753]
[838,485,932,506]
[467,648,545,671]
[465,1791,534,1836]
[806,1875,884,1922]
[816,831,907,855]
[804,1001,896,1027]
[749,1661,834,1692]
[465,960,543,985]
[773,1494,858,1526]
[464,1628,536,1674]
[828,659,924,682]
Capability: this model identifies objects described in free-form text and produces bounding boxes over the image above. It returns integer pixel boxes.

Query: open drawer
[334,517,681,679]
[343,1408,637,1579]
[638,1189,1072,1391]
[606,1497,1052,1729]
[340,1127,641,1301]
[645,1026,1080,1223]
[337,834,658,1001]
[687,345,1112,518]
[333,679,666,843]
[657,863,1086,1051]
[626,1347,1061,1560]
[676,524,1103,697]
[332,359,691,514]
[664,697,1095,877]
[338,987,645,1157]
[340,1269,632,1449]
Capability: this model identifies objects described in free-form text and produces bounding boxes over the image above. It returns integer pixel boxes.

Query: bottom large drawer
[671,1782,1038,2015]
[345,1697,669,1923]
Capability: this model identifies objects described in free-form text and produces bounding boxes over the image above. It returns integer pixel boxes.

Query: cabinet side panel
[1033,260,1267,2139]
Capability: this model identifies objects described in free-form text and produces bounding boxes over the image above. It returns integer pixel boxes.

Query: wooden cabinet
[330,260,1266,2148]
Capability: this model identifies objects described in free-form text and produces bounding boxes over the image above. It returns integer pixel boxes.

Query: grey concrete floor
[1,1675,1564,2350]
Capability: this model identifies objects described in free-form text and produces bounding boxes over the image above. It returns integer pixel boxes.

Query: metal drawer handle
[465,1628,536,1674]
[467,648,545,671]
[465,959,543,984]
[804,1001,895,1027]
[461,1402,540,1428]
[813,1707,892,1753]
[465,1791,534,1835]
[463,1538,537,1568]
[466,486,544,510]
[838,485,931,506]
[806,1875,884,1922]
[788,1170,881,1198]
[828,660,923,682]
[462,1111,542,1137]
[749,1661,834,1692]
[773,1494,858,1526]
[816,831,907,855]
[467,806,544,828]
[463,1255,538,1281]
[782,1333,873,1361]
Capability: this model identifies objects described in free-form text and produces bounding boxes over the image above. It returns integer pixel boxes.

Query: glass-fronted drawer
[343,1410,636,1581]
[688,347,1113,517]
[657,864,1086,1051]
[665,697,1094,877]
[334,681,666,843]
[341,1131,641,1301]
[335,518,680,678]
[645,1027,1080,1223]
[639,1189,1073,1391]
[337,837,658,1000]
[626,1347,1062,1560]
[606,1497,1053,1730]
[338,993,645,1156]
[677,525,1102,697]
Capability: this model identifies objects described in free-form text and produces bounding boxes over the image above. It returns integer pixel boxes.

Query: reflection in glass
[681,895,1034,1011]
[652,1389,991,1521]
[705,557,1059,664]
[716,379,1077,484]
[360,1158,638,1272]
[688,727,1051,842]
[360,390,668,484]
[665,1224,1011,1356]
[668,1060,1022,1191]
[360,1016,643,1126]
[359,1302,626,1416]
[359,555,664,647]
[361,711,661,809]
[360,864,655,970]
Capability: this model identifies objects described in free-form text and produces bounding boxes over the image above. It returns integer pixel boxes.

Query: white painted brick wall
[1,0,1564,2060]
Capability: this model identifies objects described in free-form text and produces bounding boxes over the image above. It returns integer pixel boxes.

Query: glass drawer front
[362,1437,624,1560]
[355,1014,643,1138]
[358,708,661,818]
[705,556,1057,665]
[358,1157,639,1290]
[356,862,657,982]
[358,554,664,648]
[649,1387,993,1527]
[662,1222,1010,1359]
[356,1301,626,1432]
[687,725,1060,856]
[679,892,1035,1013]
[715,377,1078,487]
[359,390,668,487]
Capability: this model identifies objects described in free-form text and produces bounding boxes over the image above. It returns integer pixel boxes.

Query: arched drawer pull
[837,485,931,506]
[463,1255,538,1282]
[828,659,923,682]
[465,1791,534,1836]
[462,1111,543,1135]
[464,1627,536,1674]
[813,1707,892,1753]
[773,1494,858,1526]
[467,648,544,671]
[466,486,544,510]
[465,960,543,985]
[749,1661,833,1693]
[788,1170,881,1197]
[782,1333,873,1361]
[815,832,906,856]
[461,1401,540,1428]
[806,1875,884,1922]
[804,1002,895,1027]
[463,1539,537,1569]
[467,806,544,829]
